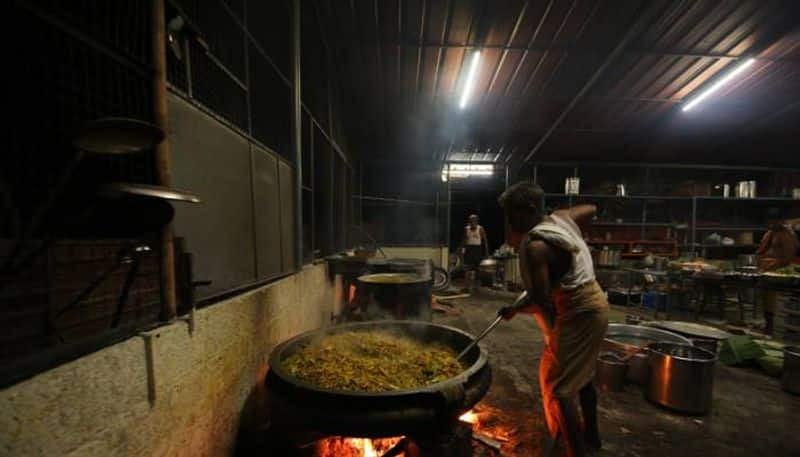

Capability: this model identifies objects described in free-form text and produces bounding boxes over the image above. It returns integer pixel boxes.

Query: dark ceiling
[316,0,800,168]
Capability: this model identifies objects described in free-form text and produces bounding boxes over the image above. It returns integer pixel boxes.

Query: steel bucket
[646,343,716,414]
[782,346,800,395]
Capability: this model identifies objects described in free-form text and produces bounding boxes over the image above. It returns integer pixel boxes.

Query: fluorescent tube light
[682,58,755,112]
[442,163,494,180]
[459,51,481,109]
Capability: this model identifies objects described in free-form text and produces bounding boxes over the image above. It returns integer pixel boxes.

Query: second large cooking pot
[357,273,432,321]
[646,342,717,414]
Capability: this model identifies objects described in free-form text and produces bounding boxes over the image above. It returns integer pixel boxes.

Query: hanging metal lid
[100,182,200,203]
[72,117,165,154]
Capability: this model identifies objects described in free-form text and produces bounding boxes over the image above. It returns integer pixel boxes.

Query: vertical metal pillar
[434,191,440,245]
[359,162,364,233]
[445,172,452,251]
[690,197,697,255]
[504,164,509,189]
[292,0,303,268]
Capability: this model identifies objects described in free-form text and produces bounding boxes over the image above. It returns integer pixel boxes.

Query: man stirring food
[497,182,608,457]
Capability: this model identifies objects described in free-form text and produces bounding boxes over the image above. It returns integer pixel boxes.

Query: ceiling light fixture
[442,163,494,180]
[459,50,482,109]
[682,58,755,112]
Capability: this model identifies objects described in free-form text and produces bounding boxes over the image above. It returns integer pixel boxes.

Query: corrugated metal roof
[318,0,800,165]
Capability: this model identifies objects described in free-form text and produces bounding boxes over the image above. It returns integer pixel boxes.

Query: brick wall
[0,263,333,457]
[0,239,160,367]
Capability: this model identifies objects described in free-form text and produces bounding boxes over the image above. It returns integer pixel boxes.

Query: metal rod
[446,178,452,251]
[152,0,177,321]
[292,0,303,268]
[457,315,503,361]
[353,195,436,206]
[111,256,141,328]
[1,151,83,273]
[691,197,697,254]
[56,255,130,319]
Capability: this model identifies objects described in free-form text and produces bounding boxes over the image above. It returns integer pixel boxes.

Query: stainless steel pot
[652,256,668,271]
[565,177,580,195]
[594,246,621,267]
[737,254,757,268]
[626,351,650,386]
[735,180,757,198]
[596,352,626,392]
[603,323,693,354]
[712,184,730,198]
[782,346,800,395]
[478,258,498,272]
[647,342,717,414]
[691,338,718,354]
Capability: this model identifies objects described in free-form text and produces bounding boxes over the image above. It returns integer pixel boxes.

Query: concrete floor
[434,289,800,457]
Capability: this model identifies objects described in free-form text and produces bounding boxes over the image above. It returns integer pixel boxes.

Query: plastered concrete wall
[0,264,333,457]
[381,246,449,268]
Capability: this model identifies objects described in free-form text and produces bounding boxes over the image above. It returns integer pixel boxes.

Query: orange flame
[459,410,479,425]
[317,436,404,457]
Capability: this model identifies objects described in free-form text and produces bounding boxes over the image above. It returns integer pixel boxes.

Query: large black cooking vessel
[357,273,433,321]
[266,321,492,438]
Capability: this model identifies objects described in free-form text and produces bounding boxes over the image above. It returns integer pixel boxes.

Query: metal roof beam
[346,40,798,62]
[522,3,667,164]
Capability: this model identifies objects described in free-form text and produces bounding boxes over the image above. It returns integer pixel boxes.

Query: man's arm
[519,240,553,313]
[554,204,597,226]
[501,240,554,322]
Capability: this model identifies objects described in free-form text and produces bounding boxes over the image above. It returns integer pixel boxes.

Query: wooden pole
[152,0,177,321]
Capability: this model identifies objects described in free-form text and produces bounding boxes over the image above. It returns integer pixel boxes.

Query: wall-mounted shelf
[586,239,678,258]
[535,162,798,259]
[545,193,691,201]
[695,226,764,232]
[591,221,676,227]
[693,243,758,248]
[695,196,798,202]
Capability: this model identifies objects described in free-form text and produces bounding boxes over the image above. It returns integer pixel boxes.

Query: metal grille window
[190,41,248,131]
[247,0,291,78]
[249,41,292,158]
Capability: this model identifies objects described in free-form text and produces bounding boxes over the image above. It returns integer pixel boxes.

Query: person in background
[497,182,608,457]
[757,218,800,335]
[461,214,489,269]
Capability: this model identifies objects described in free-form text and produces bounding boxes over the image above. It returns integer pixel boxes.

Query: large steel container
[782,346,800,395]
[603,323,693,355]
[646,343,717,414]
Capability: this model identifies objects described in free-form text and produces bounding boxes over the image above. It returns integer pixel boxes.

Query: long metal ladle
[457,291,529,361]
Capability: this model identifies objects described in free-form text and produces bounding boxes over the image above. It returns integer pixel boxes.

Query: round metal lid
[73,117,165,154]
[357,272,428,284]
[644,321,732,340]
[99,182,201,203]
